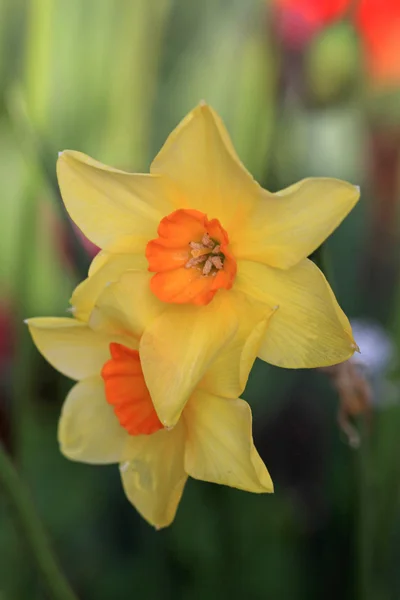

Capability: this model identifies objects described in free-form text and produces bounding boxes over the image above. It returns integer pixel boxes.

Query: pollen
[185,234,225,276]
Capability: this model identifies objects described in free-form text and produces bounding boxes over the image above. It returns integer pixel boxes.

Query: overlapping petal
[198,291,276,398]
[58,376,131,464]
[233,179,360,268]
[26,317,134,380]
[139,290,239,427]
[120,421,187,529]
[71,253,146,321]
[183,390,273,493]
[150,104,261,234]
[90,270,165,339]
[235,259,356,368]
[57,151,173,250]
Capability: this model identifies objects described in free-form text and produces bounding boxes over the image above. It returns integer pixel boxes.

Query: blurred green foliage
[1,1,400,599]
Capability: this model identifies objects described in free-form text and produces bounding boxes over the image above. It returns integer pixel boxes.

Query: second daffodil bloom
[57,103,360,428]
[26,279,273,529]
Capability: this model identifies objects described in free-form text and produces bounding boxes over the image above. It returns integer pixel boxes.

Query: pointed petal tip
[56,150,74,169]
[119,461,130,473]
[160,415,179,429]
[352,184,361,201]
[152,520,172,530]
[264,481,274,494]
[57,150,70,162]
[193,100,213,116]
[23,317,44,328]
[24,317,42,328]
[56,149,79,164]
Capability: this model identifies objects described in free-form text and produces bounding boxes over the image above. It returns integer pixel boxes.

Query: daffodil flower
[26,281,273,529]
[57,103,359,427]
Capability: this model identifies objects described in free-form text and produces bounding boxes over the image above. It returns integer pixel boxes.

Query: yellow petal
[26,317,130,380]
[90,270,164,339]
[184,390,273,493]
[234,179,360,268]
[58,376,132,464]
[120,421,187,529]
[88,250,113,276]
[150,103,261,233]
[139,290,239,428]
[71,253,146,321]
[199,291,275,398]
[236,259,356,368]
[57,150,173,250]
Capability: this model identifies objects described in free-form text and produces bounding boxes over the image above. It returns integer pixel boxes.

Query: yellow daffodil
[57,103,359,428]
[27,280,273,529]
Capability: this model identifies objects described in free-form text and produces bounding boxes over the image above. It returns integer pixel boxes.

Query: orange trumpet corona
[101,343,163,436]
[146,209,237,305]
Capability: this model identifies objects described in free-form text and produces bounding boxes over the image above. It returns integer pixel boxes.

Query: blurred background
[1,0,400,598]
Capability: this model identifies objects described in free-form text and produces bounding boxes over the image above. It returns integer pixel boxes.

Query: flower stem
[355,417,372,600]
[0,442,79,600]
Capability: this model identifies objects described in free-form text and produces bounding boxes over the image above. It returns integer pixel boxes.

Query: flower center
[146,209,236,306]
[186,233,225,275]
[101,343,163,436]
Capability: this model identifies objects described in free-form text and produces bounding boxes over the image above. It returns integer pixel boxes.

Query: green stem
[0,442,79,600]
[355,417,372,600]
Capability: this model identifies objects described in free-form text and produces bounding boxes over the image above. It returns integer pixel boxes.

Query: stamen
[186,231,226,275]
[189,241,204,250]
[201,233,214,248]
[185,255,208,268]
[202,258,213,276]
[211,256,223,270]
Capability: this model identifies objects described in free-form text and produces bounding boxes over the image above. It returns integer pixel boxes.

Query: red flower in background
[274,0,400,87]
[273,0,348,49]
[357,0,400,87]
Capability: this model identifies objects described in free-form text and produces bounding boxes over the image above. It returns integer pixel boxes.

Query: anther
[187,231,225,275]
[202,258,213,276]
[185,255,207,268]
[211,256,223,270]
[201,233,214,248]
[189,241,204,250]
